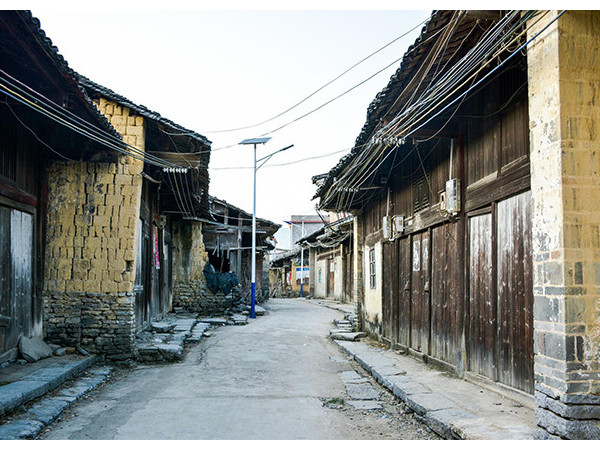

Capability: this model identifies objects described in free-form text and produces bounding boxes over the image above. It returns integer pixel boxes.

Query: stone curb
[0,365,112,440]
[0,356,98,418]
[332,339,536,440]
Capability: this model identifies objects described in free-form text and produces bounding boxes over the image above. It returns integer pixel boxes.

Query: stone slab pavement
[333,340,537,440]
[302,298,356,316]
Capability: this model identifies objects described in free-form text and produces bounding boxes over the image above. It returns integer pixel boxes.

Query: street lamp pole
[299,220,305,297]
[251,141,258,318]
[239,138,293,319]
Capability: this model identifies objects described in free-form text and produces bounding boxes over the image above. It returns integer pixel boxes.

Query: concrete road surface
[40,298,436,440]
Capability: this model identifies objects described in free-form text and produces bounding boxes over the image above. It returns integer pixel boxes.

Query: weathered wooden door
[327,258,335,297]
[468,192,534,393]
[150,226,160,320]
[160,227,172,315]
[497,191,533,393]
[410,231,431,354]
[0,207,34,356]
[468,211,496,380]
[430,222,460,366]
[344,250,353,303]
[397,236,412,347]
[134,219,151,332]
[381,241,398,344]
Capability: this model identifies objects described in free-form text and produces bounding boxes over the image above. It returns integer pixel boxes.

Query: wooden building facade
[1,11,214,361]
[298,216,354,303]
[315,10,600,438]
[202,196,279,306]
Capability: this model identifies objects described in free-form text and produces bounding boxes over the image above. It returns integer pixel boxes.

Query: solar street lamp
[239,138,294,319]
[239,137,271,319]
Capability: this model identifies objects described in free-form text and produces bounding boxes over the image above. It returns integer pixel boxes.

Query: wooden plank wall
[367,60,534,393]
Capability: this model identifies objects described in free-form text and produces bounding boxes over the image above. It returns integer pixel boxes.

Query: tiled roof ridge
[16,10,123,142]
[77,74,212,148]
[208,195,280,230]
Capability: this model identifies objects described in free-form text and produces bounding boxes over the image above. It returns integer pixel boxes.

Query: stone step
[330,332,367,341]
[0,355,98,418]
[0,365,112,440]
[197,318,228,326]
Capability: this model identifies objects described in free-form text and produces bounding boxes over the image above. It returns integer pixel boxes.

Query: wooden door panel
[469,213,495,379]
[0,207,34,354]
[497,191,534,393]
[382,241,398,343]
[397,237,411,347]
[430,222,460,365]
[410,231,430,354]
[0,206,11,353]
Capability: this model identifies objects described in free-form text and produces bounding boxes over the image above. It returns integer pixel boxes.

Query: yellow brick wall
[44,100,145,294]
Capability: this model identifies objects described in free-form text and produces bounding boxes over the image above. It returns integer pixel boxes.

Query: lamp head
[239,137,272,145]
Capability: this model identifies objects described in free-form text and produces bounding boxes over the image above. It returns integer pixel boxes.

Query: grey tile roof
[77,74,211,148]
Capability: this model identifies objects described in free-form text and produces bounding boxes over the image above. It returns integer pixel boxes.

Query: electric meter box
[382,216,390,239]
[392,215,405,235]
[445,179,461,215]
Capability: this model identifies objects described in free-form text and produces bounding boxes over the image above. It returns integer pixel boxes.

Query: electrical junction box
[382,216,390,240]
[392,215,405,235]
[445,178,461,215]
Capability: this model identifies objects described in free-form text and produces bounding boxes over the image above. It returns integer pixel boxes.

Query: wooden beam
[465,10,502,20]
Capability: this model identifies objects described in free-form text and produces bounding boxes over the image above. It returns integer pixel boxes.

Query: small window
[412,154,431,213]
[318,267,322,283]
[369,248,376,289]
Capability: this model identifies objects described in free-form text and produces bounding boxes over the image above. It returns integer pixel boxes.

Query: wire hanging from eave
[0,70,186,169]
[319,11,526,212]
[379,10,535,142]
[328,10,559,214]
[379,10,545,143]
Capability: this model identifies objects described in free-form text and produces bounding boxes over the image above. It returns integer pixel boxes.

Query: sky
[27,5,432,247]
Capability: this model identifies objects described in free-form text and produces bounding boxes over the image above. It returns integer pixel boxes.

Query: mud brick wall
[528,11,600,439]
[43,100,145,360]
[171,220,238,315]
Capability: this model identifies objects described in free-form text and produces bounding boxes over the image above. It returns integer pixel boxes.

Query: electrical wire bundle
[319,10,564,213]
[0,68,184,169]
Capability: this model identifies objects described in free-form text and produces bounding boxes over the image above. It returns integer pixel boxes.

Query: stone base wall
[43,291,135,361]
[535,390,600,439]
[528,11,600,439]
[42,100,144,360]
[172,280,237,316]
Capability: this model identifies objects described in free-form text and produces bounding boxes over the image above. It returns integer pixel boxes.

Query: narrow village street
[2,9,599,440]
[38,299,437,440]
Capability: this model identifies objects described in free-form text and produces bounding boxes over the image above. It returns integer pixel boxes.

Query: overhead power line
[211,21,447,152]
[205,16,429,134]
[210,147,350,170]
[320,10,538,210]
[0,69,185,169]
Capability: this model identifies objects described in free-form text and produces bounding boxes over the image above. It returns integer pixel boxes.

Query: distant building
[285,214,329,248]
